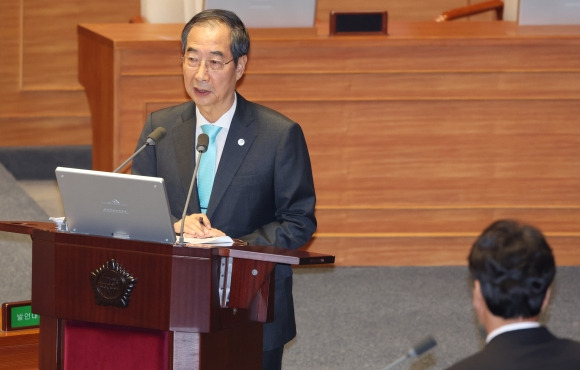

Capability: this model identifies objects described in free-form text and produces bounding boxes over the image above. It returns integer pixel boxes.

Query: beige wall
[141,0,203,23]
[503,0,519,21]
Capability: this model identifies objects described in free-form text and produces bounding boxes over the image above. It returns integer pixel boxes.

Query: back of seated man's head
[468,219,556,319]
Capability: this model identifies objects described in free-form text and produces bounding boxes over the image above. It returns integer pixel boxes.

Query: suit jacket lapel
[173,104,201,213]
[207,93,257,217]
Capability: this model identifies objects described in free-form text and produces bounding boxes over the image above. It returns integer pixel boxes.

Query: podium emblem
[90,259,136,308]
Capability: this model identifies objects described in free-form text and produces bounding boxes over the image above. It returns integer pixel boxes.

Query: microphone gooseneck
[114,127,167,173]
[178,133,209,246]
[380,335,437,370]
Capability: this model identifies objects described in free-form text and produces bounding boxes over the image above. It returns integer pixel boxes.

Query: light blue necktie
[197,124,222,214]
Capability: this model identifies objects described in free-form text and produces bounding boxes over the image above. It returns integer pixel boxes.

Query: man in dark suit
[131,9,316,370]
[446,219,580,370]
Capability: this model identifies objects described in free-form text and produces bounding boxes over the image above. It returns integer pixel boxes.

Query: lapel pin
[238,139,245,146]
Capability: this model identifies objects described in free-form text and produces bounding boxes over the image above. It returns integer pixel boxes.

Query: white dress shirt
[486,321,541,343]
[195,93,237,174]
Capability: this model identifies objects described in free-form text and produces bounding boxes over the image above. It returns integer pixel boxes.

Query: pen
[199,217,205,227]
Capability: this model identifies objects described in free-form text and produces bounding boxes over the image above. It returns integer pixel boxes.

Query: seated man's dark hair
[468,219,556,319]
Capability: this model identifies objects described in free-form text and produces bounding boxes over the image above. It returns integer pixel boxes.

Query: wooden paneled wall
[0,0,492,147]
[78,22,580,266]
[223,23,580,266]
[2,1,579,267]
[0,0,141,147]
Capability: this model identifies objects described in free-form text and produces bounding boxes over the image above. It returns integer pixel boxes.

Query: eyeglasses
[182,55,234,71]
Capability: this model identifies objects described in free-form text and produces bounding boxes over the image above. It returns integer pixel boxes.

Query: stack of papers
[183,235,234,246]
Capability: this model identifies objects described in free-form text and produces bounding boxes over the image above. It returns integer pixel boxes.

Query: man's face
[182,23,247,122]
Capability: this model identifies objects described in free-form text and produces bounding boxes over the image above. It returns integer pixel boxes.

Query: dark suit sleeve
[237,122,316,250]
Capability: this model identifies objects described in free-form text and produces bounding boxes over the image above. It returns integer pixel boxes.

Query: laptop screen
[55,167,176,244]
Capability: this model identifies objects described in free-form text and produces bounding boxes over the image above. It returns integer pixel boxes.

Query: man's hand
[174,213,225,238]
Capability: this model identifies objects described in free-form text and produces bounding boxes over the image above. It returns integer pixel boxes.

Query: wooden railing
[435,0,504,21]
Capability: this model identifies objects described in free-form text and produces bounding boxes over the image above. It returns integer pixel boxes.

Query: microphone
[113,127,167,173]
[380,335,437,370]
[177,133,209,246]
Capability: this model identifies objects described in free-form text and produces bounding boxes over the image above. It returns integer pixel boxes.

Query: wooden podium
[0,221,334,370]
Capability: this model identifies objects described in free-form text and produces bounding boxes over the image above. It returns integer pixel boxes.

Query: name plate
[2,301,40,331]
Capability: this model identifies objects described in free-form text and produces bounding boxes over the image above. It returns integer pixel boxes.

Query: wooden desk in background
[0,315,39,369]
[77,22,580,266]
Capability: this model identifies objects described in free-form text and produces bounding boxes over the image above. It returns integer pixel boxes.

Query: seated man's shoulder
[558,336,580,354]
[445,351,491,370]
[447,335,580,370]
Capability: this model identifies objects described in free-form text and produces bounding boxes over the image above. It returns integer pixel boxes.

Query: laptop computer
[204,0,317,28]
[55,167,176,244]
[518,0,580,25]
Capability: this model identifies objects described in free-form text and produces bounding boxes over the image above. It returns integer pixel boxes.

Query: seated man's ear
[472,280,487,321]
[541,287,552,311]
